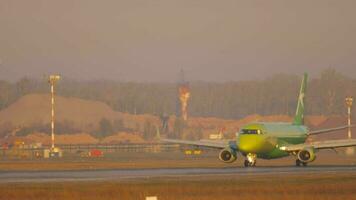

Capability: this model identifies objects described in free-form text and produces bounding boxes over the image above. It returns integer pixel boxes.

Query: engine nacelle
[297,148,316,163]
[219,148,237,163]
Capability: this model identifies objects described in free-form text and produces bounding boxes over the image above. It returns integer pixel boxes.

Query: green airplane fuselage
[236,122,308,159]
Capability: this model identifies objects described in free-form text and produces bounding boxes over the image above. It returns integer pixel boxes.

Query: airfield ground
[1,150,356,200]
[0,172,355,200]
[0,149,356,171]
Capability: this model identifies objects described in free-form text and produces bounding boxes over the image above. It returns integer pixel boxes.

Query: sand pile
[188,117,236,129]
[0,94,162,135]
[121,113,160,131]
[189,114,292,130]
[309,116,356,141]
[24,132,49,144]
[0,94,349,144]
[305,116,328,127]
[0,94,122,131]
[101,132,145,144]
[9,133,99,145]
[55,133,98,144]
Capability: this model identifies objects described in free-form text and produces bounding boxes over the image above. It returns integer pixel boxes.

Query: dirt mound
[121,113,160,131]
[0,94,159,143]
[2,132,147,145]
[56,133,98,144]
[23,132,49,144]
[6,133,99,145]
[310,116,356,140]
[0,94,122,131]
[0,93,350,143]
[316,116,347,128]
[0,94,163,136]
[180,114,294,139]
[101,132,145,144]
[305,115,328,128]
[188,116,236,129]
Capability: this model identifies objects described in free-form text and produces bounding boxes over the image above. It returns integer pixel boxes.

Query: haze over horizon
[1,0,356,82]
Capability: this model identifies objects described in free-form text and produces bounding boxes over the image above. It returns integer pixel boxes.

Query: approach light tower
[49,75,60,150]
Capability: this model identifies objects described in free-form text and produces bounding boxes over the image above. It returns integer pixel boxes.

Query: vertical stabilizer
[293,73,308,125]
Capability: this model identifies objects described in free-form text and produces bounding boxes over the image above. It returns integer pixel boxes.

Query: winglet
[293,73,308,125]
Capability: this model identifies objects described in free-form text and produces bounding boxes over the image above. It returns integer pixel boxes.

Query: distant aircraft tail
[293,73,308,125]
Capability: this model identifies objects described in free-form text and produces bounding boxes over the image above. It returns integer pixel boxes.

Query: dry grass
[0,173,356,200]
[0,152,226,171]
[0,159,227,171]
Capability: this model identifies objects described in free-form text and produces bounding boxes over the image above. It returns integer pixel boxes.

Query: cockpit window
[240,129,262,135]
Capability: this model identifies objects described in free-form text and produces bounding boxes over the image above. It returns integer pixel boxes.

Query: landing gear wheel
[251,161,256,167]
[244,160,256,167]
[244,160,249,167]
[244,153,257,167]
[296,159,301,167]
[296,159,308,167]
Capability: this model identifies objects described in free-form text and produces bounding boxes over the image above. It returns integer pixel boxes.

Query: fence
[0,143,215,160]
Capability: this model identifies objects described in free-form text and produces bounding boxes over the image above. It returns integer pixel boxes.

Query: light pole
[346,97,353,139]
[346,97,353,155]
[49,75,60,150]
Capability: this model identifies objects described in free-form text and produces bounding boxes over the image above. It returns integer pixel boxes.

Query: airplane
[162,73,356,167]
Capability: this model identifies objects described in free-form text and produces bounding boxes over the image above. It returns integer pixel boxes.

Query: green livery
[237,122,308,159]
[163,73,356,167]
[236,73,308,163]
[293,73,307,125]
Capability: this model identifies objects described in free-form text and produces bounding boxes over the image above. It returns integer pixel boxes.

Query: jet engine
[219,148,237,163]
[297,148,316,163]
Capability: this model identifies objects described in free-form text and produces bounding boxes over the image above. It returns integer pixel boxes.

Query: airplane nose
[238,135,267,153]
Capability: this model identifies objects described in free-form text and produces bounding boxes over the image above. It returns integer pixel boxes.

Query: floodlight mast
[49,75,60,150]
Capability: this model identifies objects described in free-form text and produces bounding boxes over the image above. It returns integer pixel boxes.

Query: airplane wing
[308,125,354,136]
[161,138,230,149]
[280,139,356,151]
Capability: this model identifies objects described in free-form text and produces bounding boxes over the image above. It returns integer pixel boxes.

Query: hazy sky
[0,0,356,82]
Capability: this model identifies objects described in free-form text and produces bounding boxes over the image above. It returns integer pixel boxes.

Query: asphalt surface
[1,165,356,183]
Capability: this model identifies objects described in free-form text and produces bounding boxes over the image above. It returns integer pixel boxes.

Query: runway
[1,165,356,183]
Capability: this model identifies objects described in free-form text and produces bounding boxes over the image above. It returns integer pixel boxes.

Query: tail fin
[293,73,308,125]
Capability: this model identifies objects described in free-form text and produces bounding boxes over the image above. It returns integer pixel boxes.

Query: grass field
[0,173,356,200]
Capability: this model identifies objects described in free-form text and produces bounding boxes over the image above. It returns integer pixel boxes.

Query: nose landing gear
[244,153,257,167]
[295,159,307,167]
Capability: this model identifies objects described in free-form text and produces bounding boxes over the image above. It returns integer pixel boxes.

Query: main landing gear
[295,159,307,167]
[244,153,257,167]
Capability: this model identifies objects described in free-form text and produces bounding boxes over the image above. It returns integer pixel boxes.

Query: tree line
[0,68,355,119]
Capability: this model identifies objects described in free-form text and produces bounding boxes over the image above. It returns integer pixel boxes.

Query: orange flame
[179,86,190,121]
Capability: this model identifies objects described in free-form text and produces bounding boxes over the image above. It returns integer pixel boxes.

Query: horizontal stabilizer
[162,138,228,149]
[280,139,356,151]
[308,125,354,136]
